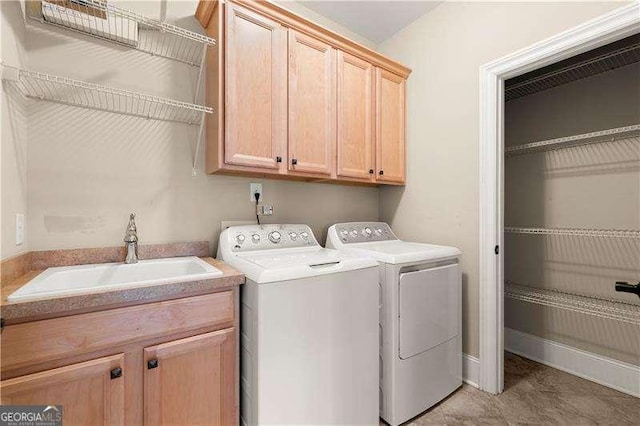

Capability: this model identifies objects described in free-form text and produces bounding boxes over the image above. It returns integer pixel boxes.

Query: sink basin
[7,256,223,302]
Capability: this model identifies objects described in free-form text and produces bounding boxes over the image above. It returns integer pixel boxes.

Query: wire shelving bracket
[504,226,640,239]
[27,0,216,66]
[505,281,640,325]
[505,124,640,157]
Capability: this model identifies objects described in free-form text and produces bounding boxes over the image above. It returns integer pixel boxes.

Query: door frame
[477,3,639,394]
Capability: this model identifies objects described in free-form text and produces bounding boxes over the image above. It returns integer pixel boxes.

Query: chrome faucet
[124,213,138,264]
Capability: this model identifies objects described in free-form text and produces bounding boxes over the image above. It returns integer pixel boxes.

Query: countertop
[0,243,245,324]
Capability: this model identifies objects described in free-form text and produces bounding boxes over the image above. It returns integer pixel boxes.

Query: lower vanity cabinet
[0,291,239,426]
[144,329,236,426]
[1,354,126,426]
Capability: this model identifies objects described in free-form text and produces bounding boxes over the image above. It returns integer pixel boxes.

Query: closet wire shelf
[505,39,640,100]
[27,0,215,66]
[1,64,213,125]
[505,124,640,157]
[505,281,640,325]
[504,227,640,239]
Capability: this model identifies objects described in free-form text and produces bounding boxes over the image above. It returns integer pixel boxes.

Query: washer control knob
[268,231,282,243]
[236,234,246,244]
[349,230,358,238]
[251,234,260,243]
[341,230,349,237]
[374,228,383,236]
[362,227,372,237]
[300,231,309,240]
[289,232,298,241]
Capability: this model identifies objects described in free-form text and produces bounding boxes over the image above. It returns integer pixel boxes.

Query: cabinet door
[144,328,236,426]
[376,68,406,184]
[1,354,125,426]
[225,3,287,171]
[288,30,336,176]
[337,51,374,180]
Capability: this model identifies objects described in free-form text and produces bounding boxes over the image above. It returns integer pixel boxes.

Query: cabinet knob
[291,158,298,165]
[369,169,374,174]
[276,156,282,163]
[110,367,123,379]
[147,359,159,369]
[379,170,384,176]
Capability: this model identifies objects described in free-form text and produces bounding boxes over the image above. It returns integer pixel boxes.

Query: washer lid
[341,240,461,264]
[226,247,377,284]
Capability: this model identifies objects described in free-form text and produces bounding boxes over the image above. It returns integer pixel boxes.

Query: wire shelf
[504,227,640,239]
[2,65,213,125]
[27,0,215,66]
[505,281,640,325]
[505,124,640,157]
[505,39,640,101]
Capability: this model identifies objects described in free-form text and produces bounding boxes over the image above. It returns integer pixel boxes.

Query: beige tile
[439,386,506,425]
[528,366,629,397]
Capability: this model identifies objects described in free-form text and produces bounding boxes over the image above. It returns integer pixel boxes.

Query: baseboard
[462,353,480,388]
[505,328,640,397]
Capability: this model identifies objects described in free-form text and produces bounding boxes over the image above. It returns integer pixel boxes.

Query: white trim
[478,2,640,394]
[505,328,640,398]
[462,353,480,388]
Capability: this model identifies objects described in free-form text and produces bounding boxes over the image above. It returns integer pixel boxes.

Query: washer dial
[268,231,282,243]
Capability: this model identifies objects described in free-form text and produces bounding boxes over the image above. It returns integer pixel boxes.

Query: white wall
[377,1,625,357]
[0,0,380,258]
[504,64,640,365]
[1,0,28,259]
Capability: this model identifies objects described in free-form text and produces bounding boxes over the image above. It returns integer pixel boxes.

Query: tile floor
[385,352,639,425]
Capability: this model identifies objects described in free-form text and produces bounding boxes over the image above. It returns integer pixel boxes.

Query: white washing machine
[326,222,462,426]
[219,224,380,425]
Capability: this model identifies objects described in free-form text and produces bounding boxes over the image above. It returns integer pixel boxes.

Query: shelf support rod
[192,114,206,176]
[193,45,207,105]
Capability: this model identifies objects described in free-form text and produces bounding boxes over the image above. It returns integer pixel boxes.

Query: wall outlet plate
[250,183,262,202]
[257,205,274,216]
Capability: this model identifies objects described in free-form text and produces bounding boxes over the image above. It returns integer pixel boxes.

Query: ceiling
[299,1,442,44]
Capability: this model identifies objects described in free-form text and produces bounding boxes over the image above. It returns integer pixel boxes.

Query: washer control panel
[226,224,318,252]
[334,222,397,244]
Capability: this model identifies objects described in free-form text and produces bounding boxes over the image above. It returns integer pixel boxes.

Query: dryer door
[398,264,460,359]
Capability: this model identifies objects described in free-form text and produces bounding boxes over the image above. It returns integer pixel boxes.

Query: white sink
[8,256,223,302]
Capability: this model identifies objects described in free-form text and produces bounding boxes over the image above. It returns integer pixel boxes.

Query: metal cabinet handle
[615,281,640,298]
[291,158,298,165]
[147,359,159,369]
[110,367,123,379]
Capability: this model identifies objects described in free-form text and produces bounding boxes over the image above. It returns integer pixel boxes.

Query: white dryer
[219,224,380,425]
[326,222,462,426]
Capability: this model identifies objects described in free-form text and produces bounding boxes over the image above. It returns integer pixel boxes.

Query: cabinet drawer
[2,292,234,373]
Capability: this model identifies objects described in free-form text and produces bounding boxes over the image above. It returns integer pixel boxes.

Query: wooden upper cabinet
[337,51,375,181]
[288,30,336,176]
[144,328,236,426]
[1,354,125,426]
[225,3,287,171]
[196,0,410,184]
[376,68,406,184]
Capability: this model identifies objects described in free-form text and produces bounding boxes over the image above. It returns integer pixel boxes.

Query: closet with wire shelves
[1,0,216,174]
[503,33,640,371]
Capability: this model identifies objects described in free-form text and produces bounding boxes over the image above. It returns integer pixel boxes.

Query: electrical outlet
[16,213,24,246]
[250,183,263,202]
[257,205,274,216]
